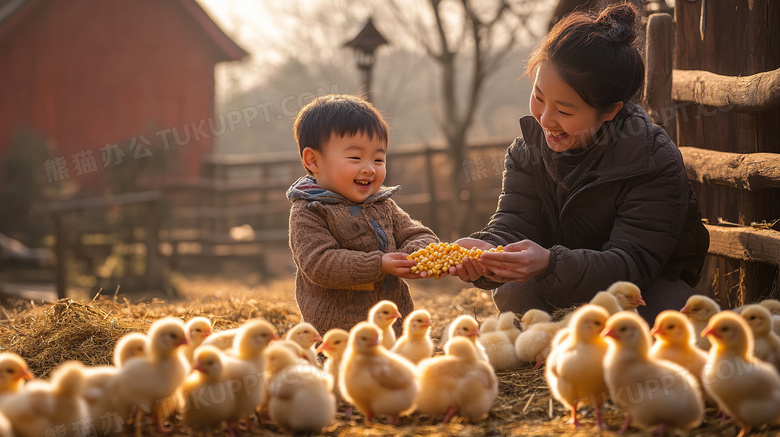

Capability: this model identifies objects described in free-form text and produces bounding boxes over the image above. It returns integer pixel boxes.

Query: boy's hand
[382,252,423,279]
[447,237,494,282]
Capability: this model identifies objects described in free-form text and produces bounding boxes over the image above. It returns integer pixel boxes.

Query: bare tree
[387,0,539,238]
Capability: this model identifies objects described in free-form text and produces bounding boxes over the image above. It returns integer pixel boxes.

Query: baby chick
[317,329,350,400]
[416,337,498,423]
[182,316,213,364]
[681,294,721,350]
[113,332,147,367]
[515,310,561,369]
[391,310,434,365]
[265,344,336,434]
[0,353,33,397]
[602,312,704,435]
[649,310,708,381]
[478,322,522,372]
[496,312,521,343]
[546,305,610,429]
[606,281,646,312]
[180,346,240,436]
[759,299,780,337]
[113,317,189,433]
[284,322,322,365]
[701,311,780,437]
[230,318,279,367]
[368,300,403,349]
[446,315,489,363]
[0,361,89,437]
[340,322,418,425]
[739,304,780,370]
[589,291,623,315]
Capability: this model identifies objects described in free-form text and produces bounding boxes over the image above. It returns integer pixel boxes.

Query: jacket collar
[286,175,400,205]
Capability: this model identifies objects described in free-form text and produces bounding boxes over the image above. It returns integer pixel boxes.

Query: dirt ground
[1,273,779,436]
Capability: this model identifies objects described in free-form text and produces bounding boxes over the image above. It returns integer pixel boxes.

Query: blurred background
[9,0,776,311]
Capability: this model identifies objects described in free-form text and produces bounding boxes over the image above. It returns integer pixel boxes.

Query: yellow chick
[416,337,498,423]
[680,294,721,350]
[391,310,434,365]
[546,305,610,429]
[0,361,89,437]
[759,299,780,337]
[317,329,350,399]
[589,291,623,315]
[479,316,498,334]
[182,316,213,364]
[602,312,704,435]
[113,317,189,433]
[606,281,646,312]
[496,312,521,343]
[0,353,33,397]
[649,310,708,379]
[0,412,11,437]
[265,344,336,434]
[112,332,147,367]
[515,309,561,369]
[180,346,240,436]
[739,304,780,370]
[478,324,522,372]
[701,311,780,437]
[340,322,418,425]
[446,315,489,363]
[284,322,323,365]
[368,300,403,349]
[201,326,240,351]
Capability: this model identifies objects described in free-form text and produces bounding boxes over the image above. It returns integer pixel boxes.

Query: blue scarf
[285,175,399,205]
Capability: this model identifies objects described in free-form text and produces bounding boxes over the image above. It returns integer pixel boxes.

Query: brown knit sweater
[287,177,438,336]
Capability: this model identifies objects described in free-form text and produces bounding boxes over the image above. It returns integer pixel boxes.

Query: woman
[450,4,709,323]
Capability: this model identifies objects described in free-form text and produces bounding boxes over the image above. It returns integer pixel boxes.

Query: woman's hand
[382,252,422,279]
[447,238,495,283]
[476,240,551,283]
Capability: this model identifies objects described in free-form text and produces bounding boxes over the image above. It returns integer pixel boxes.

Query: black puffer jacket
[471,103,709,305]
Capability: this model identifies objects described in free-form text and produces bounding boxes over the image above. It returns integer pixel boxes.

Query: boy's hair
[293,94,389,175]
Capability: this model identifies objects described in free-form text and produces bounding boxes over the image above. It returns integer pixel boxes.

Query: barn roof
[0,0,247,62]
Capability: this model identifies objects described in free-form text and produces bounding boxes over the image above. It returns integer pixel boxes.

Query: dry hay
[0,276,779,436]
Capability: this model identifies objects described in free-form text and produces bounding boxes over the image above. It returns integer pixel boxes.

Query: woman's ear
[301,147,319,174]
[603,101,624,122]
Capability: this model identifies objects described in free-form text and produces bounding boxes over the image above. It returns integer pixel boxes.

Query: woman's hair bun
[595,3,638,44]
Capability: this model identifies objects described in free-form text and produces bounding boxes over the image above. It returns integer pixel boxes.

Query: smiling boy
[286,94,439,335]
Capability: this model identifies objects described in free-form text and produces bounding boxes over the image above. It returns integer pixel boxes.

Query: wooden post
[53,212,67,299]
[644,13,676,144]
[424,146,439,234]
[144,199,162,292]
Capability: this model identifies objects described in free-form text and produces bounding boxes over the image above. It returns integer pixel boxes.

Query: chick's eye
[668,324,675,329]
[334,340,341,345]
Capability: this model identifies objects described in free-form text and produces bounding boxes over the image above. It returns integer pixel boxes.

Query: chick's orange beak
[649,326,661,337]
[315,342,331,353]
[422,321,434,328]
[471,328,481,338]
[680,305,691,314]
[272,332,280,340]
[634,297,647,307]
[601,327,618,339]
[20,368,34,381]
[370,335,381,346]
[391,312,402,320]
[193,362,207,373]
[203,329,213,338]
[701,325,717,338]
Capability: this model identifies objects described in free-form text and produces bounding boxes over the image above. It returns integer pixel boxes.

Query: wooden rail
[679,147,780,191]
[705,224,780,266]
[673,67,780,112]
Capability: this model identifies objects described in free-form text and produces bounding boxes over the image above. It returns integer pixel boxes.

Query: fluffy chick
[546,305,610,429]
[340,322,418,425]
[180,346,240,436]
[589,291,623,315]
[265,344,336,434]
[0,353,33,397]
[478,327,521,371]
[113,317,189,433]
[446,315,489,363]
[369,300,403,349]
[416,337,497,423]
[606,281,646,312]
[182,317,213,364]
[496,312,521,343]
[112,332,147,367]
[759,299,780,337]
[602,312,704,435]
[0,361,89,437]
[284,322,322,365]
[681,294,721,350]
[701,311,780,437]
[515,310,561,369]
[317,329,350,399]
[649,310,708,381]
[391,310,434,365]
[739,304,780,370]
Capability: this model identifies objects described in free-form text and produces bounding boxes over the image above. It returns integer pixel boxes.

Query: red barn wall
[0,0,228,192]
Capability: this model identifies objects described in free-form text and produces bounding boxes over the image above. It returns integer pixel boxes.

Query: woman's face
[529,61,621,152]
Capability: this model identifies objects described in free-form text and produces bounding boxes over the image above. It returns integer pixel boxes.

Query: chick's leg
[567,407,580,427]
[443,406,458,424]
[595,404,607,430]
[617,414,632,435]
[736,425,750,437]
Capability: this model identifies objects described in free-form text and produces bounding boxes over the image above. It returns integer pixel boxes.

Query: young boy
[286,94,438,336]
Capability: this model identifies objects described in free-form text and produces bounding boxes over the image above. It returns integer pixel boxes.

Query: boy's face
[305,132,387,203]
